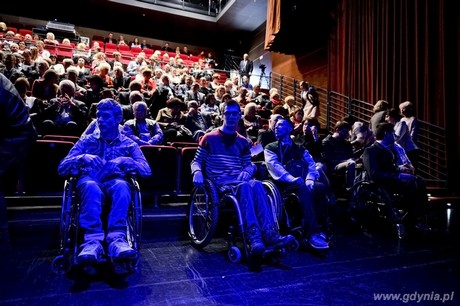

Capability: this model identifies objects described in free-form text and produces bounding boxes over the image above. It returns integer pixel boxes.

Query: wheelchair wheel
[262,180,283,229]
[348,181,395,225]
[51,255,71,275]
[188,179,219,249]
[227,246,242,263]
[52,178,76,274]
[127,177,142,253]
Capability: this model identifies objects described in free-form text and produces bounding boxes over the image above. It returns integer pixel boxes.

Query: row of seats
[0,27,33,37]
[41,42,203,67]
[4,138,200,206]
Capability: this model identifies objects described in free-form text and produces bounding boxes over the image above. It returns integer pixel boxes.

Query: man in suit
[239,53,253,80]
[185,83,205,105]
[362,122,430,232]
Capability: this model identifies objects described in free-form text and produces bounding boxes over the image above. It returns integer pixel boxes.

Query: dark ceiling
[2,0,337,55]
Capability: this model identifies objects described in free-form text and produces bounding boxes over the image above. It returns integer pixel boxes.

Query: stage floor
[0,200,458,305]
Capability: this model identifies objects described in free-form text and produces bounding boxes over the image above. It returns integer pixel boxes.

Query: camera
[259,64,266,71]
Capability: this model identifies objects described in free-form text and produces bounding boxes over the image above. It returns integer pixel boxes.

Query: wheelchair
[187,178,288,264]
[262,160,333,247]
[51,174,143,274]
[348,168,407,239]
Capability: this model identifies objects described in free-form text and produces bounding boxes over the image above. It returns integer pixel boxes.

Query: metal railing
[270,72,448,189]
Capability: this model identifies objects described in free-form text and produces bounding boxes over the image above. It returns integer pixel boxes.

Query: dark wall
[2,0,253,57]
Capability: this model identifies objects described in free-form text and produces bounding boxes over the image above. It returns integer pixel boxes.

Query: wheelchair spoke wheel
[59,179,75,253]
[188,179,219,249]
[349,181,397,225]
[128,178,142,251]
[262,180,283,228]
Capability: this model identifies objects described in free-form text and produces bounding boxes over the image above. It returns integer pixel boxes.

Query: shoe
[77,240,104,263]
[306,233,329,249]
[264,230,296,250]
[247,226,265,257]
[108,237,137,260]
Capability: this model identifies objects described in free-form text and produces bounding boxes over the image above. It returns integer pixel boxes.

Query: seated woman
[155,98,192,143]
[242,102,263,142]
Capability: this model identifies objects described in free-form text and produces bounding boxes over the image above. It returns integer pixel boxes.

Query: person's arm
[303,149,320,181]
[57,140,89,177]
[122,121,149,146]
[191,140,208,187]
[148,121,164,145]
[128,143,152,178]
[264,148,296,183]
[155,109,169,128]
[393,121,406,142]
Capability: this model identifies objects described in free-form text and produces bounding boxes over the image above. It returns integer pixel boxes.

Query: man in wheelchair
[58,98,151,264]
[362,122,430,232]
[191,100,296,257]
[264,118,329,250]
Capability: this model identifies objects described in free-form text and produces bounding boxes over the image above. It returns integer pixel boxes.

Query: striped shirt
[191,129,255,187]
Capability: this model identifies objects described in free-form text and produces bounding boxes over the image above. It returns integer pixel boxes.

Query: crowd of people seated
[1,21,430,267]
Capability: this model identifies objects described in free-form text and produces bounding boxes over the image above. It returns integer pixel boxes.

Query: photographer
[41,80,89,136]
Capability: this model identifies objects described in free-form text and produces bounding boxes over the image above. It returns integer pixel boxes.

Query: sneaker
[264,230,296,250]
[77,240,104,263]
[307,233,329,249]
[108,237,137,260]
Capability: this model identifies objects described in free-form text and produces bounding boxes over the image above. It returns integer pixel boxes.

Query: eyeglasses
[223,111,241,117]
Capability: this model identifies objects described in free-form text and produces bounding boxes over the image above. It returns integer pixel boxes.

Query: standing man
[0,74,37,242]
[239,53,253,82]
[191,100,296,258]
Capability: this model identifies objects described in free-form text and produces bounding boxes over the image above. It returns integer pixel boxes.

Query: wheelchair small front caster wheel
[51,255,71,275]
[228,246,242,263]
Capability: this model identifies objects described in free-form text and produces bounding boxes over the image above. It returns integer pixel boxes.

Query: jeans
[77,175,131,242]
[226,179,275,233]
[279,183,319,235]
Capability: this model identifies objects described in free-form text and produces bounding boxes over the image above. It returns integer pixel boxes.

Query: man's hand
[237,171,251,181]
[112,156,137,173]
[305,179,315,191]
[81,154,104,170]
[398,172,414,182]
[292,177,304,186]
[193,171,204,188]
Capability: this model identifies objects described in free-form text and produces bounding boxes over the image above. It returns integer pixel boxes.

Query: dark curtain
[329,0,448,126]
[265,0,281,51]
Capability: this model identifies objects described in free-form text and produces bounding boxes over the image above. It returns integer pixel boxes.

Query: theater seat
[22,140,75,195]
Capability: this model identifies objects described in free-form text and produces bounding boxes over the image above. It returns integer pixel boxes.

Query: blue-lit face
[274,120,292,139]
[96,109,119,138]
[222,104,241,131]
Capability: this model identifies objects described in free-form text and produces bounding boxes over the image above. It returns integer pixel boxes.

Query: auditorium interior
[1,0,459,305]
